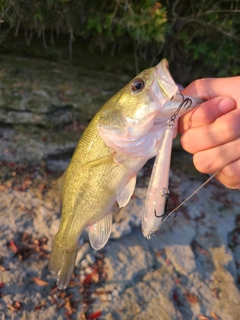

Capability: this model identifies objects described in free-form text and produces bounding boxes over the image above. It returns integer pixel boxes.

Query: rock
[86,253,96,265]
[0,54,129,166]
[80,259,89,269]
[75,242,91,266]
[165,244,197,276]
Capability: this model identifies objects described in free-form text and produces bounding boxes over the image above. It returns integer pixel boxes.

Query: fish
[49,58,202,289]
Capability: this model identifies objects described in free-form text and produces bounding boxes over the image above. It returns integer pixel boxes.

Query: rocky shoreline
[0,54,130,167]
[0,54,240,319]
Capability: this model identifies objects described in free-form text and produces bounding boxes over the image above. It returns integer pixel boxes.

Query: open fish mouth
[155,58,179,100]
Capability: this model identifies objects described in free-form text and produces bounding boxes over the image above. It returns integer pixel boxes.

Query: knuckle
[194,78,213,100]
[180,132,193,153]
[193,152,214,174]
[217,111,240,140]
[221,161,240,179]
[219,168,240,189]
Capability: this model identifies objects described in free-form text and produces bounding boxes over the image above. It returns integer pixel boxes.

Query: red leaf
[8,240,18,253]
[196,245,210,256]
[88,311,102,319]
[173,291,179,301]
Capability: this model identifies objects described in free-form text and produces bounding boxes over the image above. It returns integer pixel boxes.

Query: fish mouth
[153,58,190,119]
[155,58,179,100]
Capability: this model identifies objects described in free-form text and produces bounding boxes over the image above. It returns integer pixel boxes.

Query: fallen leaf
[34,302,46,311]
[196,245,211,256]
[211,311,221,320]
[88,310,102,319]
[197,315,209,320]
[8,240,18,253]
[185,292,199,304]
[33,277,49,286]
[7,301,22,312]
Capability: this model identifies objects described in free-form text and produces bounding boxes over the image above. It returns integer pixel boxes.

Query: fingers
[192,137,240,174]
[181,108,240,153]
[179,96,236,132]
[179,77,240,190]
[181,77,240,102]
[215,160,240,189]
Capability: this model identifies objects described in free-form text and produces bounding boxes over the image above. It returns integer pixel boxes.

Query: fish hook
[154,191,177,219]
[168,94,192,128]
[154,188,169,218]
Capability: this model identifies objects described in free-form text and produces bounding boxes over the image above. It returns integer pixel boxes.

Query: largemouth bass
[49,59,201,289]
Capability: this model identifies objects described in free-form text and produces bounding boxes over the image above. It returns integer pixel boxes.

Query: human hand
[178,77,240,189]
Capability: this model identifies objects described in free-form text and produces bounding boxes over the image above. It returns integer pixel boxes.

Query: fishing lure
[142,96,193,239]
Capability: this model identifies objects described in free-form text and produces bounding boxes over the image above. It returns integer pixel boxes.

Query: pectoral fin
[88,213,112,250]
[116,175,136,208]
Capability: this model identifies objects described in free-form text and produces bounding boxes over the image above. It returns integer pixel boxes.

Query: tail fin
[49,239,77,290]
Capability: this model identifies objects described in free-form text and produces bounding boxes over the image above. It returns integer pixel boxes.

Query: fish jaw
[154,58,204,119]
[153,58,179,103]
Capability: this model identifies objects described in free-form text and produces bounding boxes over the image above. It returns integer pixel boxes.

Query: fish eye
[131,78,145,92]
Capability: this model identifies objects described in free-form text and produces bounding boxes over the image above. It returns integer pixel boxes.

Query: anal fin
[116,175,136,208]
[88,213,112,250]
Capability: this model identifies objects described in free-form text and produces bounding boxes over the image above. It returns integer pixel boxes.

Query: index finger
[178,96,236,132]
[182,77,240,101]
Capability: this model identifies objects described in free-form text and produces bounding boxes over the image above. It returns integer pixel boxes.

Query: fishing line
[161,168,222,225]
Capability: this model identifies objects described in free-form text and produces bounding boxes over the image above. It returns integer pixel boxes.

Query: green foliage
[164,0,240,78]
[0,1,167,46]
[120,1,167,43]
[0,0,239,78]
[81,0,167,54]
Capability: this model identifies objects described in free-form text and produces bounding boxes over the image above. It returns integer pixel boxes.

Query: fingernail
[218,97,236,114]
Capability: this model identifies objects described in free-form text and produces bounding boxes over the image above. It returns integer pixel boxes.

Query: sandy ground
[0,161,240,320]
[0,54,240,320]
